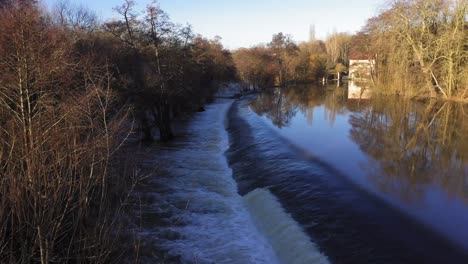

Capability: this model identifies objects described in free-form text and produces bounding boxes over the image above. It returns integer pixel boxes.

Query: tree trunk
[157,103,174,142]
[140,111,153,142]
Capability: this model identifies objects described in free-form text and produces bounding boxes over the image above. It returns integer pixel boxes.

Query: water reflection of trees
[350,98,468,203]
[248,84,350,128]
[248,89,297,128]
[250,85,468,203]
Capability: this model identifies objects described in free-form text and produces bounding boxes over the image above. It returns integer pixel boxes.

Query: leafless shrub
[0,2,132,263]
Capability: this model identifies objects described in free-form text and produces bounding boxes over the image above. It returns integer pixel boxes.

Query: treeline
[103,0,236,141]
[233,32,351,89]
[233,0,467,100]
[353,0,467,99]
[0,0,234,262]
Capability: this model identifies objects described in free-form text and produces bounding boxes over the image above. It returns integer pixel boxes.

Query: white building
[349,59,375,80]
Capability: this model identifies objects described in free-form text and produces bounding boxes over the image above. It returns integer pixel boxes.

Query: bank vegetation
[355,0,467,100]
[233,0,467,101]
[0,0,235,262]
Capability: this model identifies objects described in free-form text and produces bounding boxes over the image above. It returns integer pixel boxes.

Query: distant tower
[309,24,316,42]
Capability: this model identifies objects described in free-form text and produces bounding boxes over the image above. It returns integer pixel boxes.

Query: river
[137,83,468,263]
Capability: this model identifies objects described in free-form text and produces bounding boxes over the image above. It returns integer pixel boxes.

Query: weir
[140,98,330,264]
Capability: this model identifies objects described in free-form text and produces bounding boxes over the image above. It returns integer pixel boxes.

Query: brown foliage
[360,0,467,99]
[233,34,329,88]
[0,2,129,262]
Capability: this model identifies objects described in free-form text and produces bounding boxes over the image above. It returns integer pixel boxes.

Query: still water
[240,82,468,261]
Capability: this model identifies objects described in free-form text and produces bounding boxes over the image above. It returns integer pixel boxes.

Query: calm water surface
[247,83,468,252]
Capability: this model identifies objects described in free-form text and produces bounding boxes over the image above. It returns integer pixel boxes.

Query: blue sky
[43,0,385,49]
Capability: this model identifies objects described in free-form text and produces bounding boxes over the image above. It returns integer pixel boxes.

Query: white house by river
[349,59,375,80]
[348,56,375,99]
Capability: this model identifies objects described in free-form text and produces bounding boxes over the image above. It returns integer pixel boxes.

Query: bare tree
[268,32,298,86]
[53,0,98,32]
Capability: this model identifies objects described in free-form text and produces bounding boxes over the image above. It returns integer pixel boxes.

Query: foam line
[244,188,330,264]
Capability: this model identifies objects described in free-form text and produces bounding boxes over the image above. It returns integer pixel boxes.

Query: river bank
[369,82,468,104]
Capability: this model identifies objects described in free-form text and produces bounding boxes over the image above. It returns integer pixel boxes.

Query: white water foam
[244,188,330,264]
[150,100,279,264]
[144,97,331,264]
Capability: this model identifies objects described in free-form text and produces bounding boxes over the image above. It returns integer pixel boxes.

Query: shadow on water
[227,83,468,263]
